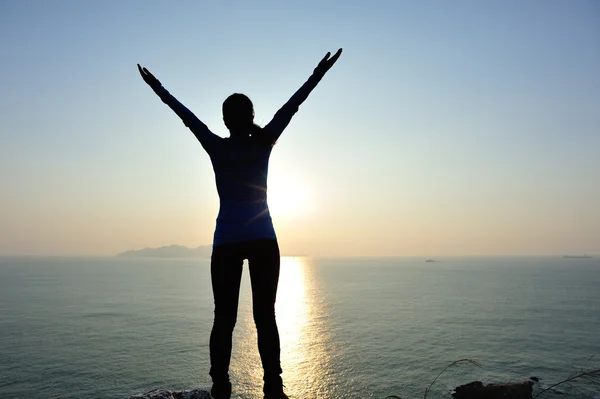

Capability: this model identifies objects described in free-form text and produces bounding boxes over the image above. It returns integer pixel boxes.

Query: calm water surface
[1,256,599,398]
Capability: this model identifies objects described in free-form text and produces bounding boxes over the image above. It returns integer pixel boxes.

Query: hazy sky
[1,1,599,257]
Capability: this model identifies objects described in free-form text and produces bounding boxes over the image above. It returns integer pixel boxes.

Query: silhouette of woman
[138,48,342,399]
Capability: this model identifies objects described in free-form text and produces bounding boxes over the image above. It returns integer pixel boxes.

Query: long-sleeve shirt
[151,73,323,246]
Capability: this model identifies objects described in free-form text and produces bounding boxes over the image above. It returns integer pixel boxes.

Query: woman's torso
[210,137,276,246]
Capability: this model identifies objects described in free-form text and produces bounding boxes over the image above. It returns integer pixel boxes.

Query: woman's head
[222,93,254,137]
[222,93,274,145]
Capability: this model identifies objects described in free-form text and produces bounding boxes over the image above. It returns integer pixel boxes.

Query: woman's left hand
[137,64,161,88]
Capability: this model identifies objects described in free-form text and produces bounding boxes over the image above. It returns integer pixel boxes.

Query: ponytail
[251,123,276,146]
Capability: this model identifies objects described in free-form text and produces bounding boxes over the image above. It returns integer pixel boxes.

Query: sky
[1,1,599,257]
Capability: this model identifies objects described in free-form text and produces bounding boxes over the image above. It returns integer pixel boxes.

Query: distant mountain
[116,245,212,258]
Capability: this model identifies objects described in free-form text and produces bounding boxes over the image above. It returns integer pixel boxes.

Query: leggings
[209,239,282,383]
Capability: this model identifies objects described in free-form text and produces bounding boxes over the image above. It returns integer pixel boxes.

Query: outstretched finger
[137,64,145,76]
[143,67,157,81]
[329,48,343,65]
[319,52,331,64]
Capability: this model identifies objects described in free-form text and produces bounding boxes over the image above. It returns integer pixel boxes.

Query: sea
[1,256,599,399]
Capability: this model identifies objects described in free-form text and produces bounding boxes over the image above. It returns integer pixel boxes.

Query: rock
[129,388,212,399]
[452,380,533,399]
[530,377,539,382]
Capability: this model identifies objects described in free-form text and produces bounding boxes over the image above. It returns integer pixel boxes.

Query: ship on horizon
[563,254,593,259]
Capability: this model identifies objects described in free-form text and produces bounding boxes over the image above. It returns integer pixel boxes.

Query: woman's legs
[247,240,285,396]
[209,239,286,398]
[209,243,244,397]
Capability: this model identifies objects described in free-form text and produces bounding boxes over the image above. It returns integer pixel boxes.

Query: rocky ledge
[452,380,534,399]
[130,379,536,399]
[129,389,212,399]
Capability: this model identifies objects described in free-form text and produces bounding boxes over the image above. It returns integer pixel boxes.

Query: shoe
[264,394,288,399]
[210,380,232,399]
[264,376,288,399]
[264,391,288,399]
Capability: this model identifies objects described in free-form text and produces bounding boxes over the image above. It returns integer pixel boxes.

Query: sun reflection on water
[230,256,334,398]
[277,256,307,352]
[277,257,334,398]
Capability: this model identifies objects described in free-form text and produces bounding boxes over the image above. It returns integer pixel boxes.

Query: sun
[267,176,311,218]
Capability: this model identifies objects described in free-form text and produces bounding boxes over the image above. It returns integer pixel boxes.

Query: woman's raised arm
[137,64,221,155]
[264,49,342,142]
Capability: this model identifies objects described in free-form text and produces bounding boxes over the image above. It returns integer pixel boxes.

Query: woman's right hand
[137,64,161,88]
[313,48,343,77]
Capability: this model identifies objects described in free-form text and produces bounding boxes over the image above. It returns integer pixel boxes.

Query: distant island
[116,245,212,258]
[563,254,594,259]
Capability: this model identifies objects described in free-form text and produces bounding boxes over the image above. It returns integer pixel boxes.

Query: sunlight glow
[267,176,312,218]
